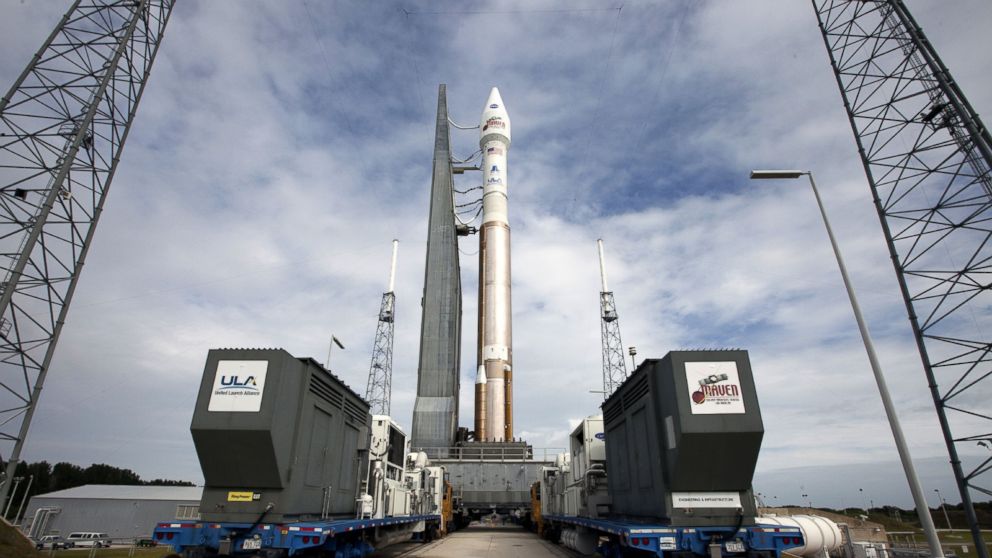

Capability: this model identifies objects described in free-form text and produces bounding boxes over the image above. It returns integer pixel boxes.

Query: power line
[402,7,622,16]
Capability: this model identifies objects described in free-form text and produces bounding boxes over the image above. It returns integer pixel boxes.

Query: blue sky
[1,0,990,509]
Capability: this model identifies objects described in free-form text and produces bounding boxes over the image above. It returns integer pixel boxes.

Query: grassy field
[890,529,992,558]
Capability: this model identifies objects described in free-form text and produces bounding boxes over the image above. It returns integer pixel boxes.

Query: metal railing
[416,446,564,462]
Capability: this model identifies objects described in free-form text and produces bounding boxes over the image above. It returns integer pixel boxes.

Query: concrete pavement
[376,525,576,558]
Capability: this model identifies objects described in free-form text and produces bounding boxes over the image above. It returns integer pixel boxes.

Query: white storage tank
[758,515,842,556]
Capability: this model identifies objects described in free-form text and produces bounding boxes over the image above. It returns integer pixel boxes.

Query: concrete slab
[375,525,575,557]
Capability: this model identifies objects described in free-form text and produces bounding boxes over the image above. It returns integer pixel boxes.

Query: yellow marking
[227,491,255,502]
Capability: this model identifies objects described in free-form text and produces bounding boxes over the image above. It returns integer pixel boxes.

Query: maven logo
[684,362,745,415]
[208,360,268,412]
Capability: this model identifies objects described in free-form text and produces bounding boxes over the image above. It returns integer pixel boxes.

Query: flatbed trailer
[543,514,804,558]
[153,514,441,557]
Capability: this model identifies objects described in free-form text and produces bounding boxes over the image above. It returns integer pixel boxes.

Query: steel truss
[365,291,395,416]
[813,1,992,553]
[600,291,627,398]
[0,0,174,506]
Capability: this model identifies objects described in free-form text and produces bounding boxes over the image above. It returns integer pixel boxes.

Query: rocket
[475,88,513,442]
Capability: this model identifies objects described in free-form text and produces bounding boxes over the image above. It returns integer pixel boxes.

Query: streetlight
[628,346,637,371]
[935,488,952,530]
[750,170,945,558]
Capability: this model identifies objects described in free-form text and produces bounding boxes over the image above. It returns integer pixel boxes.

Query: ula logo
[219,375,259,392]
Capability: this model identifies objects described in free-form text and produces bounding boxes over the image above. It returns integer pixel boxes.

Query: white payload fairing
[474,87,513,442]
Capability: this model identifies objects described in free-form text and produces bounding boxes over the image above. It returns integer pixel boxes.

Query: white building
[22,484,202,541]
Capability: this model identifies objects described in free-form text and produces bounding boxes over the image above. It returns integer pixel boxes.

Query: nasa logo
[219,375,259,392]
[487,177,503,185]
[489,104,499,109]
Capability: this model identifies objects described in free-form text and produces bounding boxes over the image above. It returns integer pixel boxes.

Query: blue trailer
[153,514,441,557]
[543,514,804,558]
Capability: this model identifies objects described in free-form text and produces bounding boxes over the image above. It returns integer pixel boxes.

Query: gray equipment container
[602,350,762,525]
[191,348,371,523]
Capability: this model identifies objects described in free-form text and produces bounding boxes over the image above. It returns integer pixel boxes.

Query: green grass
[0,520,42,558]
[889,530,992,558]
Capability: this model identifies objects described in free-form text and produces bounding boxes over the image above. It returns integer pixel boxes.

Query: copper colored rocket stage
[474,87,513,442]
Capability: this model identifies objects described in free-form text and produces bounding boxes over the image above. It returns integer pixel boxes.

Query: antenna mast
[365,240,399,416]
[598,239,628,398]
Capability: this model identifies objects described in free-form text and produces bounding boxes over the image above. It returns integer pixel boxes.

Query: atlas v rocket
[474,88,513,442]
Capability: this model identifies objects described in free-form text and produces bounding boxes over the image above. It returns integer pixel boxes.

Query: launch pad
[427,441,548,515]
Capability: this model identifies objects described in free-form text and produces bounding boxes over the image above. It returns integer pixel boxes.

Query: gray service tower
[410,85,463,451]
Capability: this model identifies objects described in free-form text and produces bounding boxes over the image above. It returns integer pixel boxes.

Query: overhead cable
[448,118,479,130]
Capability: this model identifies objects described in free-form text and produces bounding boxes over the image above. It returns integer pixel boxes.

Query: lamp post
[749,170,944,558]
[935,488,952,530]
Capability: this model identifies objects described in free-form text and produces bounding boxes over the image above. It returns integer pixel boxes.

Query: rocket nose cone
[486,87,504,110]
[480,87,511,144]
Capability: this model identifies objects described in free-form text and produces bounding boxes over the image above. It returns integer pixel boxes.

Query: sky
[0,0,990,510]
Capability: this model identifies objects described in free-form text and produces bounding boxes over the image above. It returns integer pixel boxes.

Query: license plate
[242,539,262,550]
[726,541,746,553]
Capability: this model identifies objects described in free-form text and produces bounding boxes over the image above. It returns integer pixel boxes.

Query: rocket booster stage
[475,88,513,442]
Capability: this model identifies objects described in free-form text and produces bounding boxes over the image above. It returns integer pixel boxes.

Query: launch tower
[410,85,463,451]
[0,0,175,507]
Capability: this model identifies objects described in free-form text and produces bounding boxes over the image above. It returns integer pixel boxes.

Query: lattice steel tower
[365,240,399,416]
[0,0,175,506]
[814,1,992,552]
[597,239,628,397]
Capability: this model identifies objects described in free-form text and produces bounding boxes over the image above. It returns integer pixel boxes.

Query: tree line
[2,460,193,518]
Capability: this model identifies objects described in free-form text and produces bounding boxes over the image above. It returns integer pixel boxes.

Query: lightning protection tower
[814,2,992,554]
[365,240,399,416]
[0,0,175,507]
[598,239,628,398]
